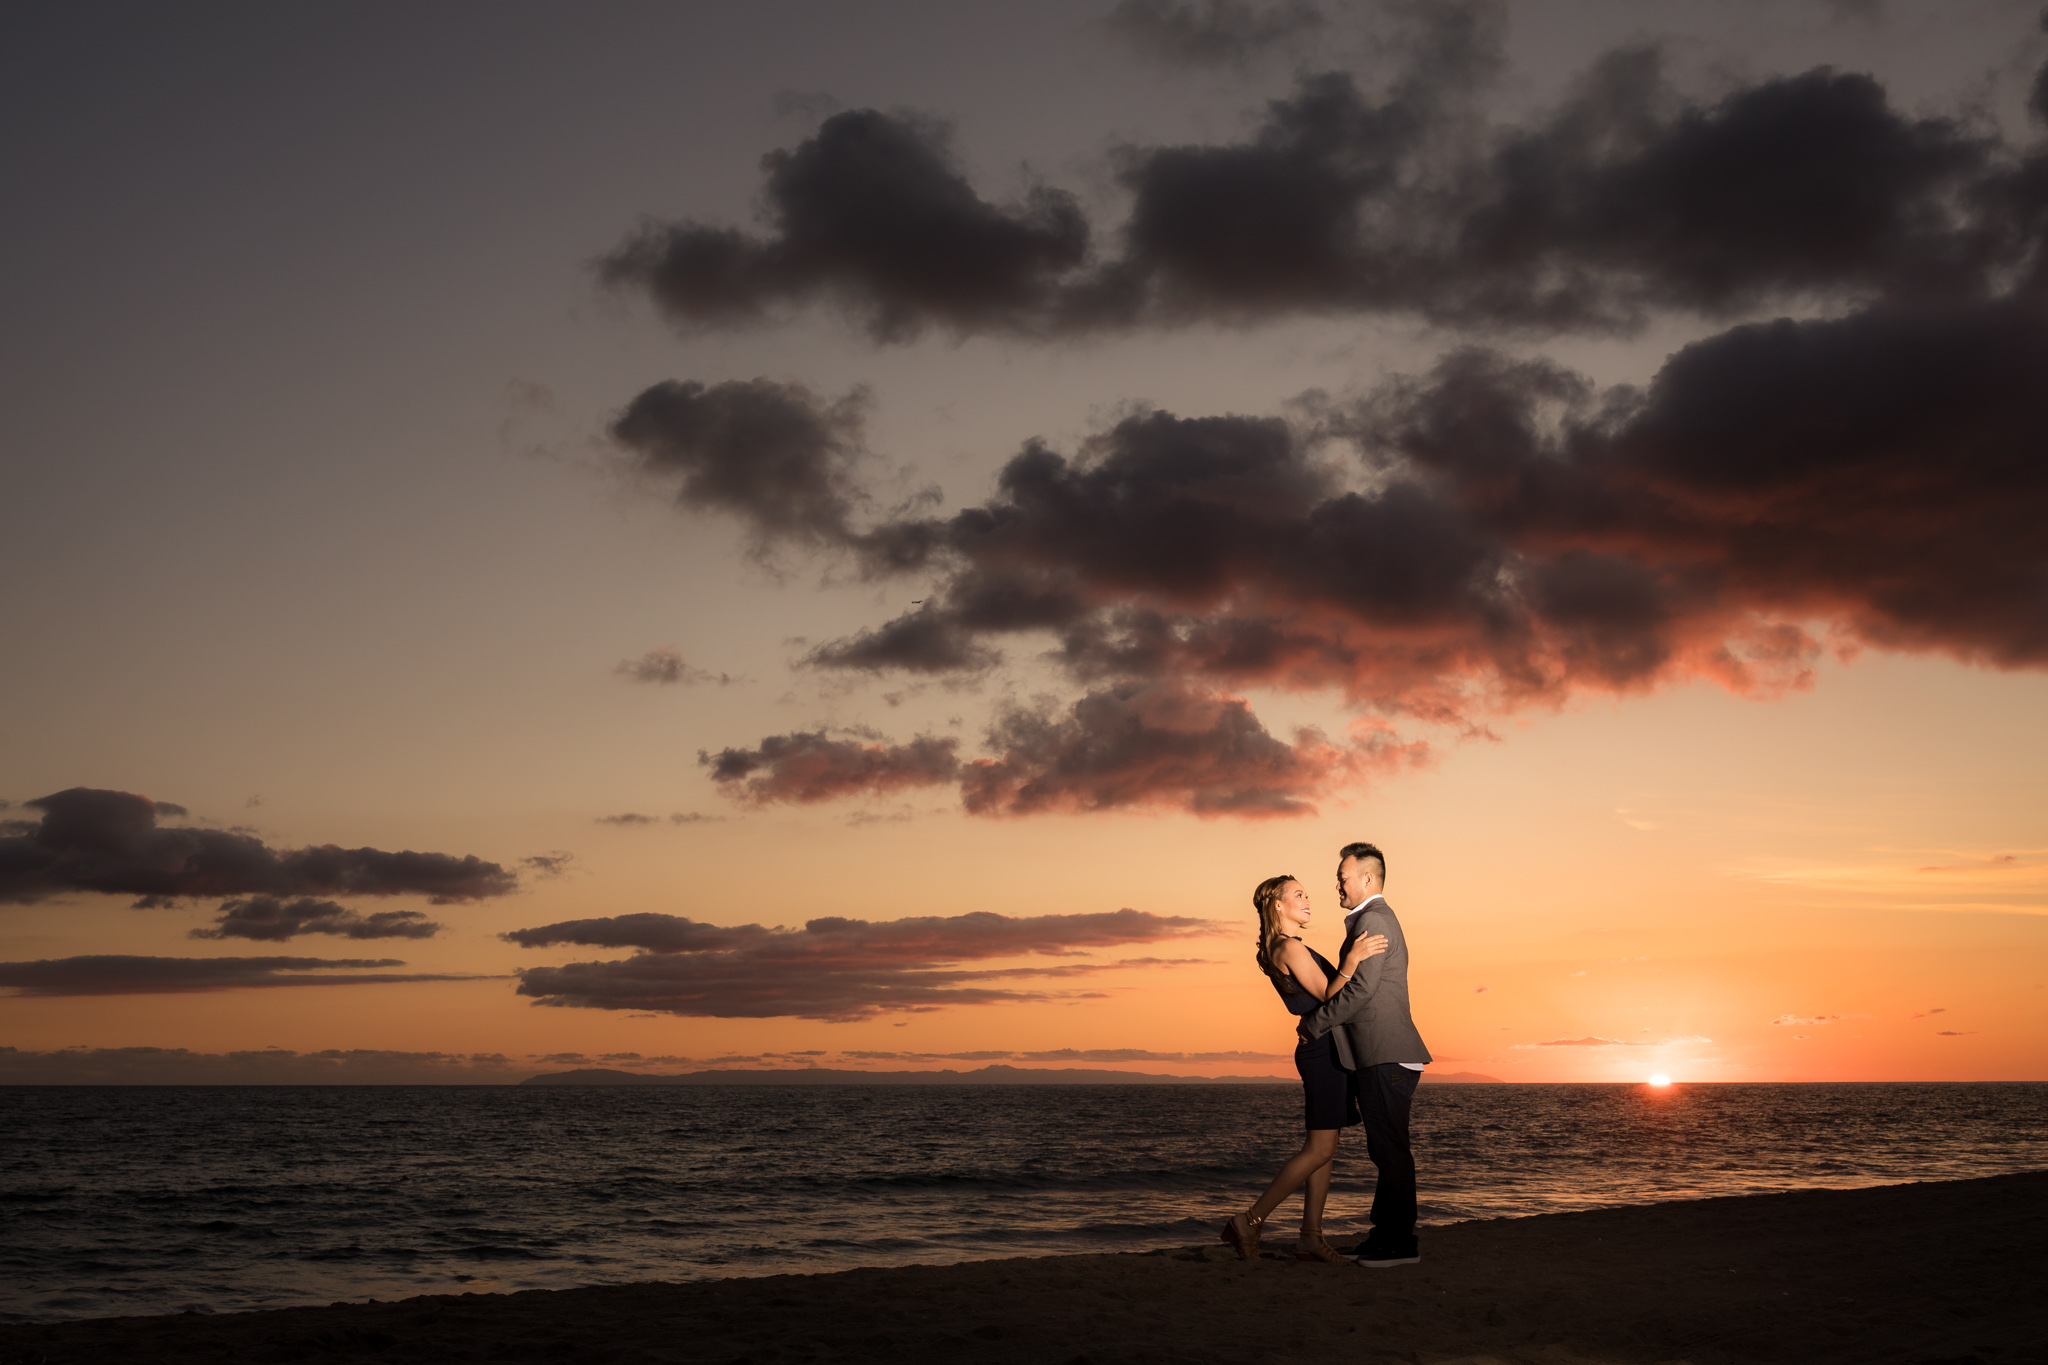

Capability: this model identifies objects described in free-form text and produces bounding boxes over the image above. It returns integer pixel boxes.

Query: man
[1297,841,1431,1267]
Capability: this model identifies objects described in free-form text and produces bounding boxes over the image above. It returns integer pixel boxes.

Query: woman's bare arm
[1281,937,1385,1002]
[1333,934,1389,991]
[1273,939,1331,998]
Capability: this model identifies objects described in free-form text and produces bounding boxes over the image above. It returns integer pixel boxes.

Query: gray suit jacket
[1299,896,1431,1070]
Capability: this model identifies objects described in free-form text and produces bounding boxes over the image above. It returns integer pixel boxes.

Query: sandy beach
[5,1170,2041,1365]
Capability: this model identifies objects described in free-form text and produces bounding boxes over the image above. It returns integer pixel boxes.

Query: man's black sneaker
[1354,1242,1420,1268]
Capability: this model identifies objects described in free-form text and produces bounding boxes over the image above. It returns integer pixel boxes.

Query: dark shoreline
[7,1076,2037,1087]
[5,1170,2042,1365]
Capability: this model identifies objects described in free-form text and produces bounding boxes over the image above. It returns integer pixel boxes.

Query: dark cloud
[598,110,1088,341]
[521,852,573,877]
[609,378,874,550]
[512,956,1163,1022]
[700,731,962,805]
[699,679,1414,817]
[1014,1046,1284,1062]
[0,787,520,906]
[615,647,734,685]
[503,913,765,954]
[0,1046,525,1085]
[601,10,2043,338]
[597,813,661,826]
[839,1047,1282,1061]
[0,955,490,996]
[680,397,1548,719]
[841,1049,1019,1061]
[508,907,1218,1020]
[1104,0,1327,69]
[801,603,1001,674]
[1422,54,2001,327]
[189,896,442,942]
[511,907,1209,957]
[705,679,1420,818]
[663,293,2048,756]
[960,679,1414,817]
[1365,300,2048,672]
[590,11,2048,820]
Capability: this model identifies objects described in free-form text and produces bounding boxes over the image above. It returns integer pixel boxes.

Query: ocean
[3,1082,2044,1323]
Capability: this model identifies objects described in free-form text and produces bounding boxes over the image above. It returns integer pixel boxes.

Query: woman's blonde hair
[1252,874,1299,990]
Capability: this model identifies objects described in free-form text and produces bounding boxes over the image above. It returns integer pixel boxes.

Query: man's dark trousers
[1357,1062,1421,1248]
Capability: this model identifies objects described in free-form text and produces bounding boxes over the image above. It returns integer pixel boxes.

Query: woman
[1220,873,1387,1263]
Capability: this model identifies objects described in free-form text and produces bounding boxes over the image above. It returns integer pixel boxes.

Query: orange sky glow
[3,1,2045,1085]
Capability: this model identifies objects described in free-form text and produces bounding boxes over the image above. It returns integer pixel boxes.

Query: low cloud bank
[189,896,442,942]
[506,907,1221,1020]
[0,955,497,996]
[840,1047,1288,1063]
[0,787,518,906]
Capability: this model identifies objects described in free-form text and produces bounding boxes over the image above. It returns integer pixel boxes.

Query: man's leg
[1358,1063,1421,1252]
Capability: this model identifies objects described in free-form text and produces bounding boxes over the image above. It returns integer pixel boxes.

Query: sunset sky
[3,0,2044,1085]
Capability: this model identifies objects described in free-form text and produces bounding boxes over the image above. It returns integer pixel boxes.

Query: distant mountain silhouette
[521,1064,1279,1086]
[521,1064,1508,1086]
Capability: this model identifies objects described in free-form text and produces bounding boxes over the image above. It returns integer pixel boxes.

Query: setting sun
[1648,1075,1673,1087]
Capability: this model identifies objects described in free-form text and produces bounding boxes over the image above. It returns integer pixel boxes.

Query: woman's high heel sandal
[1220,1211,1263,1261]
[1295,1234,1346,1263]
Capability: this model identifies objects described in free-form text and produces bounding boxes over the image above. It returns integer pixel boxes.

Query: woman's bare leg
[1245,1129,1338,1226]
[1299,1151,1334,1243]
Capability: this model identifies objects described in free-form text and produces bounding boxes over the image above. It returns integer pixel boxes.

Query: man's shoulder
[1360,899,1405,935]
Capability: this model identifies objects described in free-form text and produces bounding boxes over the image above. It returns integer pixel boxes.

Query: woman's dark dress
[1273,938,1361,1131]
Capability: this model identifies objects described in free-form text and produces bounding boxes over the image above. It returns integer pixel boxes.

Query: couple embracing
[1221,841,1429,1268]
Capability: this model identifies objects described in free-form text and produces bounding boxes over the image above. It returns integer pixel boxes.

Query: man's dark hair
[1337,841,1386,884]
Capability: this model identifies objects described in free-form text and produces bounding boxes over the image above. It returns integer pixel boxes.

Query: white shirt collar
[1345,893,1386,920]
